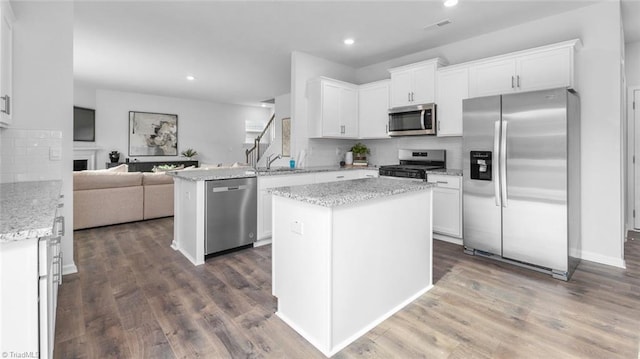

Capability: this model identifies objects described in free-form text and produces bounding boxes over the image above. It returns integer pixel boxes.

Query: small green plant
[350,142,370,156]
[181,148,198,158]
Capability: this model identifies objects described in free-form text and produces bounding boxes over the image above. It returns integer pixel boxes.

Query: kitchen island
[270,177,434,357]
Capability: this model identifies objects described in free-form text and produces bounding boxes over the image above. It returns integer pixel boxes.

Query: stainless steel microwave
[388,103,436,136]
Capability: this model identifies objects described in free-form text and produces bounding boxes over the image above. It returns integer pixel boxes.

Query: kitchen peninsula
[270,177,434,356]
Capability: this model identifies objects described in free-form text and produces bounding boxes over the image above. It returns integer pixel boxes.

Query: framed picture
[129,111,178,156]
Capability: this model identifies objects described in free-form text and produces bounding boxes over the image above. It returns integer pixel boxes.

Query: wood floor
[55,217,640,358]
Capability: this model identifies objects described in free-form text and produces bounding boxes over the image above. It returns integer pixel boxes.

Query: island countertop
[0,180,62,242]
[269,177,434,207]
[168,165,379,181]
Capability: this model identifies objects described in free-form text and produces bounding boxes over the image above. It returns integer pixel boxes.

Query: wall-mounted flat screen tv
[74,106,95,142]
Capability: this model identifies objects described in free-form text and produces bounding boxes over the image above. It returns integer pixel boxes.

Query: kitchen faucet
[266,153,282,169]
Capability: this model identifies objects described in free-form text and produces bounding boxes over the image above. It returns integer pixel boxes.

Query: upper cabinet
[358,80,390,139]
[0,1,13,128]
[468,40,581,98]
[307,77,358,138]
[389,58,445,108]
[436,66,468,137]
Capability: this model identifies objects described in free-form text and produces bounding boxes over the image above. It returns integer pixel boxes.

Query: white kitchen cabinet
[0,205,62,359]
[427,174,462,239]
[436,66,468,137]
[358,80,390,139]
[307,77,358,138]
[468,40,580,98]
[257,170,378,242]
[389,58,445,108]
[315,170,361,183]
[0,1,14,127]
[257,173,316,240]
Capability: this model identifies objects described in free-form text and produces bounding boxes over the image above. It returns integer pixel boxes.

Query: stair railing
[245,113,276,168]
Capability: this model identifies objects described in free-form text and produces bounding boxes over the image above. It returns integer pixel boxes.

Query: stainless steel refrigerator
[462,87,581,281]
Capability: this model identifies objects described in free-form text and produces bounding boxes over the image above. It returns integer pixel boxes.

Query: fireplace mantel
[73,146,101,170]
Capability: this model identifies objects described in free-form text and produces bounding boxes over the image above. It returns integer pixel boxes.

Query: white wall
[4,1,76,273]
[291,2,625,267]
[258,93,292,168]
[290,51,357,167]
[84,89,270,168]
[74,81,96,109]
[626,41,640,86]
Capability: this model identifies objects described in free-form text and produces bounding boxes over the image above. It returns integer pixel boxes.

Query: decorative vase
[345,151,353,165]
[109,151,120,163]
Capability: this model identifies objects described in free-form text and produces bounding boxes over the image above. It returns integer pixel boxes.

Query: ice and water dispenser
[470,151,492,181]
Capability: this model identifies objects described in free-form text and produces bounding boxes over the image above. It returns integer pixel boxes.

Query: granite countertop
[169,165,379,181]
[269,177,434,208]
[0,180,62,242]
[255,165,378,176]
[168,168,258,181]
[426,169,463,176]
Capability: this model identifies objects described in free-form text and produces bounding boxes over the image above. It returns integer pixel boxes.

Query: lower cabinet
[257,169,379,240]
[0,222,63,358]
[427,174,462,239]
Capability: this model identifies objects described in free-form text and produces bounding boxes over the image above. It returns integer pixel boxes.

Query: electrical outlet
[291,220,303,235]
[49,146,62,161]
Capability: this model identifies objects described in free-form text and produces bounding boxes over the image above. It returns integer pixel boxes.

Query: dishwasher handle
[212,185,249,193]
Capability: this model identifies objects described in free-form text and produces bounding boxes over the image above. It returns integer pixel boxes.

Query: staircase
[245,113,275,168]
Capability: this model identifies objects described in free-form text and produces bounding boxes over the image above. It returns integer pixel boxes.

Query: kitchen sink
[256,167,302,173]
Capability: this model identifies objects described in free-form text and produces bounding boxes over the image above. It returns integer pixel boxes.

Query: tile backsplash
[0,128,62,183]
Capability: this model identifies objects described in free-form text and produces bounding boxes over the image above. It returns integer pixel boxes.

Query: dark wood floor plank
[56,218,640,358]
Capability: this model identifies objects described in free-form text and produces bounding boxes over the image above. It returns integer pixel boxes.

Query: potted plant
[181,148,198,159]
[350,142,370,161]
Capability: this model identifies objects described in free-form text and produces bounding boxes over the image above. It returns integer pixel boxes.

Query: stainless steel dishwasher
[204,176,257,255]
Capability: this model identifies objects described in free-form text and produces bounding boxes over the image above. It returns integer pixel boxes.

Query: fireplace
[73,160,88,171]
[73,146,100,170]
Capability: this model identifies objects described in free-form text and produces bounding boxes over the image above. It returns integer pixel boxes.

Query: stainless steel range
[379,149,446,180]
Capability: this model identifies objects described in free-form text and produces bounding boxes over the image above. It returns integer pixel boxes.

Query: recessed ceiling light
[344,38,355,45]
[261,103,266,107]
[186,75,196,81]
[444,0,458,7]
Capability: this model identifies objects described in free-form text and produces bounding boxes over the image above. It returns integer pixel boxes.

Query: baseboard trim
[253,238,272,247]
[62,263,78,275]
[433,233,463,245]
[570,249,626,269]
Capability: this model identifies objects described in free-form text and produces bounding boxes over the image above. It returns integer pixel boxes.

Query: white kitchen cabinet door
[307,77,359,138]
[436,67,468,137]
[315,171,360,183]
[469,58,517,97]
[428,174,462,238]
[389,69,413,108]
[432,187,462,238]
[412,62,437,105]
[257,173,316,240]
[340,86,358,137]
[358,80,390,139]
[358,169,379,179]
[389,59,443,108]
[0,2,14,127]
[321,82,342,137]
[516,47,572,92]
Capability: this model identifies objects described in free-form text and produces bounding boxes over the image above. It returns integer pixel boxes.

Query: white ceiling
[75,0,636,107]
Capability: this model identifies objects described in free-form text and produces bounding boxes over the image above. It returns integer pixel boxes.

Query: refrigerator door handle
[500,121,508,207]
[493,121,501,207]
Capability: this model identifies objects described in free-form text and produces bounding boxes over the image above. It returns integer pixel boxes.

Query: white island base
[272,189,433,357]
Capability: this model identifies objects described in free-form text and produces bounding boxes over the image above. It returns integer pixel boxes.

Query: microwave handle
[420,110,426,130]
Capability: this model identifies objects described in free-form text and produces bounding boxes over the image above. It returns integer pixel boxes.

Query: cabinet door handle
[436,181,449,184]
[511,76,515,89]
[408,92,411,102]
[337,175,345,179]
[385,124,388,134]
[517,75,520,88]
[1,95,10,115]
[438,120,440,132]
[411,92,414,102]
